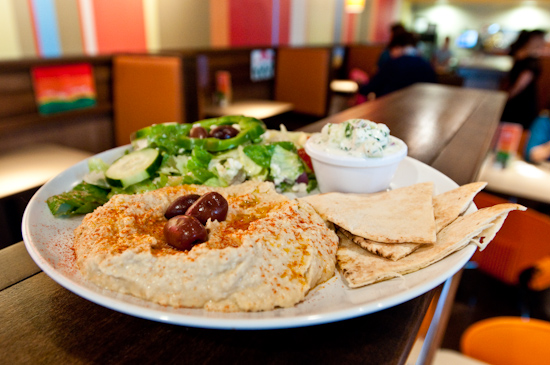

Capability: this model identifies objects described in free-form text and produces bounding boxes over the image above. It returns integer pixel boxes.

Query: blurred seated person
[525,112,550,163]
[359,32,437,99]
[377,22,407,69]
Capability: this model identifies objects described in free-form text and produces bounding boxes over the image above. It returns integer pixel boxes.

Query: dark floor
[441,263,550,352]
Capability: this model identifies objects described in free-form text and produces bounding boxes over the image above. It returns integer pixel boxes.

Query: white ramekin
[305,136,407,193]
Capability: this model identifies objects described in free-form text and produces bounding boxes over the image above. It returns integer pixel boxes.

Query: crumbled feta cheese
[215,158,243,184]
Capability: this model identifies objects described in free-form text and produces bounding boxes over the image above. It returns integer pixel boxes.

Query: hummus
[73,181,338,312]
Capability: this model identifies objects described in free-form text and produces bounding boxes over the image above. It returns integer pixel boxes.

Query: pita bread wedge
[301,182,436,244]
[336,203,525,288]
[433,182,487,233]
[339,228,426,261]
[349,181,487,261]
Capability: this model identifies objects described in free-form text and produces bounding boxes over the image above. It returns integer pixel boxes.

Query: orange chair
[529,256,550,291]
[460,317,550,365]
[471,192,550,288]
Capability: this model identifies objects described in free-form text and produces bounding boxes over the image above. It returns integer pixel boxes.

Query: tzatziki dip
[304,119,407,193]
[309,119,401,158]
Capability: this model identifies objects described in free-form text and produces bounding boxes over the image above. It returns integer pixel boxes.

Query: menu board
[32,63,97,115]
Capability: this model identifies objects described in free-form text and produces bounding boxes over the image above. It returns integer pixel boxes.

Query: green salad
[47,115,316,217]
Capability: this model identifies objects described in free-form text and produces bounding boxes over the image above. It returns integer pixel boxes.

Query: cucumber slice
[105,148,162,188]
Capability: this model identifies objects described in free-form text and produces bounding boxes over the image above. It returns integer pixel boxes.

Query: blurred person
[377,22,407,69]
[501,30,546,130]
[432,36,453,73]
[525,112,550,163]
[359,32,437,99]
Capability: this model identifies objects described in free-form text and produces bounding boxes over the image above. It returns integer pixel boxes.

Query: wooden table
[330,80,359,94]
[1,83,506,364]
[203,99,294,120]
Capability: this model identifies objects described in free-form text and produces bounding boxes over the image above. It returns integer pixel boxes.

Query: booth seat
[274,48,332,117]
[113,55,183,146]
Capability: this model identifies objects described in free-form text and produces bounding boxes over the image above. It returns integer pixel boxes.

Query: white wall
[307,0,337,44]
[412,2,550,48]
[0,0,22,58]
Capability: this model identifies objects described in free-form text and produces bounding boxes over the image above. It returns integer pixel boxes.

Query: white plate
[22,146,476,330]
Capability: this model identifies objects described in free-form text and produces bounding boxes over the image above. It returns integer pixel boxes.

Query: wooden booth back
[113,55,183,146]
[0,56,114,154]
[275,47,332,117]
[345,44,386,79]
[196,47,275,116]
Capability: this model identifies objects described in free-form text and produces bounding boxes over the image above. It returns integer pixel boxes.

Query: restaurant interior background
[2,0,550,362]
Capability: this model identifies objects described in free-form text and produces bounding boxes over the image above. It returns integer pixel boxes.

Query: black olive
[185,192,228,224]
[165,194,201,219]
[209,126,239,139]
[164,215,208,251]
[190,126,208,139]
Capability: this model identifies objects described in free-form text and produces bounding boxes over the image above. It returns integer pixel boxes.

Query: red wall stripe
[344,13,357,43]
[92,0,147,54]
[229,0,272,46]
[372,0,396,42]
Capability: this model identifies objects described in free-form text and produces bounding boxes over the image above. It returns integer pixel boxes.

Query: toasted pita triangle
[301,182,436,244]
[433,182,487,233]
[336,203,525,288]
[348,181,486,261]
[324,182,487,262]
[339,228,426,261]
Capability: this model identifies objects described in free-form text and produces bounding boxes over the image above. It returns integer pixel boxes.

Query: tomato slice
[297,148,314,172]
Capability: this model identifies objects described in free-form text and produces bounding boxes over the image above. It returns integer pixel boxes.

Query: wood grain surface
[0,271,431,364]
[0,242,40,290]
[1,83,506,364]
